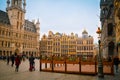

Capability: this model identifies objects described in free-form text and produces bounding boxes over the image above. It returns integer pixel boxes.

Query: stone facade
[100,0,120,58]
[100,0,116,58]
[0,0,40,57]
[77,30,94,57]
[40,30,96,58]
[114,0,120,58]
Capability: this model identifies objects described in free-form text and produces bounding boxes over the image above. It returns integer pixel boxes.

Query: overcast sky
[0,0,100,43]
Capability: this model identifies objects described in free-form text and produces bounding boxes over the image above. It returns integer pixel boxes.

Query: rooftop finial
[23,0,26,11]
[37,19,40,24]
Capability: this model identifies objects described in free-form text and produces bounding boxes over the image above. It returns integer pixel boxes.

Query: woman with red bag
[15,55,21,72]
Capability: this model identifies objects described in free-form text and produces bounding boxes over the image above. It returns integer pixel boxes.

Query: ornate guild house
[40,30,96,58]
[100,0,120,58]
[0,0,40,57]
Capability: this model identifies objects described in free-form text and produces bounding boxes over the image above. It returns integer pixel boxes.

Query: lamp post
[96,27,104,78]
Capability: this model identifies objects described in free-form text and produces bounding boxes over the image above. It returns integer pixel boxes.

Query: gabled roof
[0,10,10,25]
[24,20,36,33]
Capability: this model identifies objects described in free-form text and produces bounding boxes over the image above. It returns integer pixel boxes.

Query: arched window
[102,8,108,17]
[108,41,114,56]
[107,23,113,36]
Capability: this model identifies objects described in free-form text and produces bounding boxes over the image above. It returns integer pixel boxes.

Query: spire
[8,0,23,8]
[7,0,26,13]
[11,0,19,6]
[11,0,14,6]
[7,0,10,8]
[36,19,40,24]
[36,19,40,33]
[23,0,26,11]
[19,0,22,8]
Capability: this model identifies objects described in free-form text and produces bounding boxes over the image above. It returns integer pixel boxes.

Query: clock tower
[6,0,26,54]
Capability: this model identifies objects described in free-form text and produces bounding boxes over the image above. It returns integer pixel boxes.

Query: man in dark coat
[11,54,15,67]
[113,56,119,73]
[29,54,35,71]
[7,56,10,65]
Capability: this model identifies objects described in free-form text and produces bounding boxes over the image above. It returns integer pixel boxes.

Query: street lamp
[96,27,104,78]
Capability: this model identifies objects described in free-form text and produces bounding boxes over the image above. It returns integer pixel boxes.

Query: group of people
[6,54,22,72]
[6,54,35,72]
[3,54,120,74]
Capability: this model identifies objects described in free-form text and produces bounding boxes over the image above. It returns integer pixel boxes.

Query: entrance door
[15,49,19,54]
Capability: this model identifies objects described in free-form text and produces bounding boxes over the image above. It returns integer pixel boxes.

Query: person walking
[29,54,35,71]
[6,56,10,65]
[113,55,119,74]
[15,55,21,72]
[10,54,15,67]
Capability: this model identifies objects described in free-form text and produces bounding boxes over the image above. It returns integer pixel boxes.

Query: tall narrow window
[20,22,22,30]
[5,41,7,47]
[2,31,4,35]
[108,23,113,36]
[8,42,10,47]
[18,12,19,19]
[2,41,4,47]
[108,42,114,56]
[9,32,10,36]
[17,21,19,29]
[0,30,1,35]
[21,13,22,20]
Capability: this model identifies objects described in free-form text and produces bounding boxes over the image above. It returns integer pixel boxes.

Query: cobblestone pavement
[0,59,120,80]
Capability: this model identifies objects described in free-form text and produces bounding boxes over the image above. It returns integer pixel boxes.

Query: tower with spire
[36,19,40,51]
[0,0,40,57]
[6,0,26,30]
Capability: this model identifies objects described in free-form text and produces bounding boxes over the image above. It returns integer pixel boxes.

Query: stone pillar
[118,46,120,59]
[0,50,2,56]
